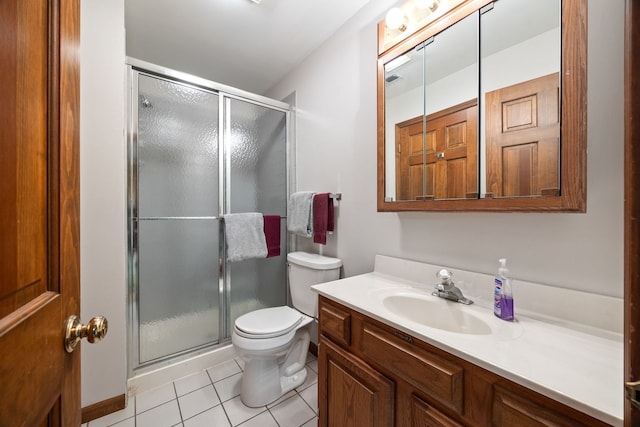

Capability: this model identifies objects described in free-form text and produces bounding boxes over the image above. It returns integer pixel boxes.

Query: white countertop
[312,267,623,426]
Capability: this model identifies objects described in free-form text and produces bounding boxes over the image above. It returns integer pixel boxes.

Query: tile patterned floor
[83,354,319,427]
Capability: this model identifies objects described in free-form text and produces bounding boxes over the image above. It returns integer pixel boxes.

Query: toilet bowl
[232,251,342,407]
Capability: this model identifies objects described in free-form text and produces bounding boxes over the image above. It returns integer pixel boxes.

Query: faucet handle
[435,268,454,290]
[436,268,453,282]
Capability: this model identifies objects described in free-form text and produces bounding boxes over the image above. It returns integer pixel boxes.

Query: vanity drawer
[360,321,464,414]
[491,384,609,427]
[319,298,352,347]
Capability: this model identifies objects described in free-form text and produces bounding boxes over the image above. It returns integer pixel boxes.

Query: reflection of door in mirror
[480,0,560,199]
[395,99,477,200]
[485,72,559,197]
[395,116,424,200]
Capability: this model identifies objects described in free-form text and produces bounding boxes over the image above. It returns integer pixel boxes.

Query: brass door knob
[64,315,108,353]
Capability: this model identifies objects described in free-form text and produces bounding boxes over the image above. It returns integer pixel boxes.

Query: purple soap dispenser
[493,258,514,321]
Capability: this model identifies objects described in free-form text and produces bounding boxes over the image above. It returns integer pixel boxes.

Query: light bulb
[386,8,408,31]
[415,0,440,12]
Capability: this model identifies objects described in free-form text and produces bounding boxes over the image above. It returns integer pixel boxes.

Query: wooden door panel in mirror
[485,72,560,198]
[395,118,424,200]
[430,100,478,200]
[395,99,477,201]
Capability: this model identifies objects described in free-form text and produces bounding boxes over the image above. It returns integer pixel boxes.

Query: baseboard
[81,394,125,423]
[309,341,318,356]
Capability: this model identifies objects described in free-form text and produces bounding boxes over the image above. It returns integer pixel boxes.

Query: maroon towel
[313,193,334,245]
[263,215,281,258]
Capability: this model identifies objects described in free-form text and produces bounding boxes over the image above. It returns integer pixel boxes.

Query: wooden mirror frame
[377,0,587,212]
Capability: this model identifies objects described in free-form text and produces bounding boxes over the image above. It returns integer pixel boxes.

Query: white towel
[287,192,314,238]
[225,213,268,262]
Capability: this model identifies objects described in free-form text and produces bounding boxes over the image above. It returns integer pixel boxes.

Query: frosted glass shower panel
[138,219,220,363]
[228,98,287,215]
[137,74,219,218]
[228,225,287,327]
[228,98,288,328]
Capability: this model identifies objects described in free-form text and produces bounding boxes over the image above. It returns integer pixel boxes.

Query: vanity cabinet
[317,296,609,427]
[319,338,394,426]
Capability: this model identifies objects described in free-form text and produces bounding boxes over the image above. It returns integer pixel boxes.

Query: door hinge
[625,381,640,409]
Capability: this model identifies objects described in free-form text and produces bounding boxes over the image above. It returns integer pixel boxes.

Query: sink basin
[382,294,492,335]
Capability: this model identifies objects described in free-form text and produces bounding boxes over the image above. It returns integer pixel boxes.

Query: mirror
[481,0,560,199]
[385,13,478,201]
[377,0,586,212]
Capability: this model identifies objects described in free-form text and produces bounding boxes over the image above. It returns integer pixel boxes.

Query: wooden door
[485,72,560,198]
[318,337,395,427]
[0,0,81,426]
[625,0,640,425]
[425,100,478,200]
[395,100,478,201]
[395,118,425,201]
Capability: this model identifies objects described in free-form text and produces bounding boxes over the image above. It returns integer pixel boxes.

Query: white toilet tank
[287,251,342,317]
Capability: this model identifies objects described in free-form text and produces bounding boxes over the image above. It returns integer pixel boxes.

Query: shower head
[139,95,152,108]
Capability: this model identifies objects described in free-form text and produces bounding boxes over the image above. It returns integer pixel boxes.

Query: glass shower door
[135,74,221,364]
[129,63,291,372]
[226,97,288,330]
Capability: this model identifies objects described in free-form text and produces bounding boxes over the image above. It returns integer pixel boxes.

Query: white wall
[268,0,625,298]
[80,0,127,406]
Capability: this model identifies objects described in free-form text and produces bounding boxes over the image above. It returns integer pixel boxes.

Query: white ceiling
[125,0,373,95]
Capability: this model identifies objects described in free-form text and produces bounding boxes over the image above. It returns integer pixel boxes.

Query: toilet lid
[235,306,302,337]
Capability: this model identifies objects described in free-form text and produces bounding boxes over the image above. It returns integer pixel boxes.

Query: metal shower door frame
[126,58,292,376]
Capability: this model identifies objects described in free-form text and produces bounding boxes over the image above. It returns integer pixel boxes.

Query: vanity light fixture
[249,0,261,3]
[381,0,465,53]
[415,0,440,12]
[386,7,408,32]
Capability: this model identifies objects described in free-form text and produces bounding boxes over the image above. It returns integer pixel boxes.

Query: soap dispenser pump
[493,258,514,321]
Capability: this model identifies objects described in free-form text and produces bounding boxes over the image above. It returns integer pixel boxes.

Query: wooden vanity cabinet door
[411,394,464,427]
[492,385,610,427]
[318,337,395,427]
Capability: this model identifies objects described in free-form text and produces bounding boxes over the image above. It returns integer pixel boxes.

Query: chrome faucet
[432,269,473,305]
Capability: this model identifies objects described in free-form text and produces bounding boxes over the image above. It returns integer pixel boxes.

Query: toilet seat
[234,306,303,339]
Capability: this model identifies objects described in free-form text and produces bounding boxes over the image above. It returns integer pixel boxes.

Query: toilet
[232,251,342,407]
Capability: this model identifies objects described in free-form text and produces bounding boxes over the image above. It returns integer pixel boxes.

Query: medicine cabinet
[377,0,586,212]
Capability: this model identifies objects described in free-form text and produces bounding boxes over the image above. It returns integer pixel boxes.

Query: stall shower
[127,60,291,374]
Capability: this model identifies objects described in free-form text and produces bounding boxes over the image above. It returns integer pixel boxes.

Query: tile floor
[83,353,319,427]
